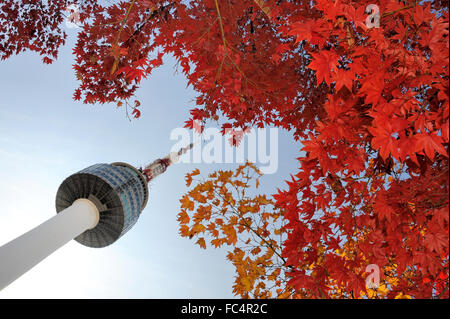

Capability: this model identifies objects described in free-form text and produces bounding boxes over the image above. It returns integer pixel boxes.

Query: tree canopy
[0,0,448,298]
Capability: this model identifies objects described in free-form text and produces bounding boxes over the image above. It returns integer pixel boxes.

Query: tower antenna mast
[141,143,194,182]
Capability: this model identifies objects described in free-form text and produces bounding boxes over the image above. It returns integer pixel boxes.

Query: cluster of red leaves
[0,1,98,63]
[1,0,448,298]
[271,0,449,298]
[67,0,329,131]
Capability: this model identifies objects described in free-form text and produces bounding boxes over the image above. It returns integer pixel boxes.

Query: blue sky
[0,27,302,298]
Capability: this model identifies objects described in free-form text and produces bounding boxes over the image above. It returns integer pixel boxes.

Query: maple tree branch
[115,0,136,45]
[110,0,136,75]
[435,282,449,299]
[211,187,287,264]
[193,17,219,46]
[123,2,176,47]
[212,3,276,100]
[213,0,230,84]
[210,3,279,100]
[237,214,286,264]
[253,0,272,20]
[214,0,228,55]
[215,56,226,82]
[381,3,416,18]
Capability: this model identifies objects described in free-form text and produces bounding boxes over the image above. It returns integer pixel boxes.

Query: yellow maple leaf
[241,277,252,292]
[192,223,206,234]
[211,238,222,248]
[196,237,206,249]
[180,196,195,211]
[177,211,190,224]
[179,225,190,237]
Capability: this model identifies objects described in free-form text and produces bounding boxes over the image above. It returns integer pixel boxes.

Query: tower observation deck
[55,162,149,248]
[0,144,193,290]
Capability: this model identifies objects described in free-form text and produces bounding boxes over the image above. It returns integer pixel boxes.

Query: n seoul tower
[0,144,193,290]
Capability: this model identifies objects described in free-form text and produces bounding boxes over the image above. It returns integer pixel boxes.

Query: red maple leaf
[333,67,355,91]
[414,133,448,161]
[359,74,385,106]
[131,107,141,119]
[368,125,400,160]
[308,50,340,86]
[424,228,448,254]
[374,194,396,222]
[287,20,325,46]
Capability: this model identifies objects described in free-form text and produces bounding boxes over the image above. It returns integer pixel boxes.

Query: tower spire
[141,143,193,182]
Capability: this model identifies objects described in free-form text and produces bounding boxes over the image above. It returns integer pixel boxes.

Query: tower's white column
[0,199,99,291]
